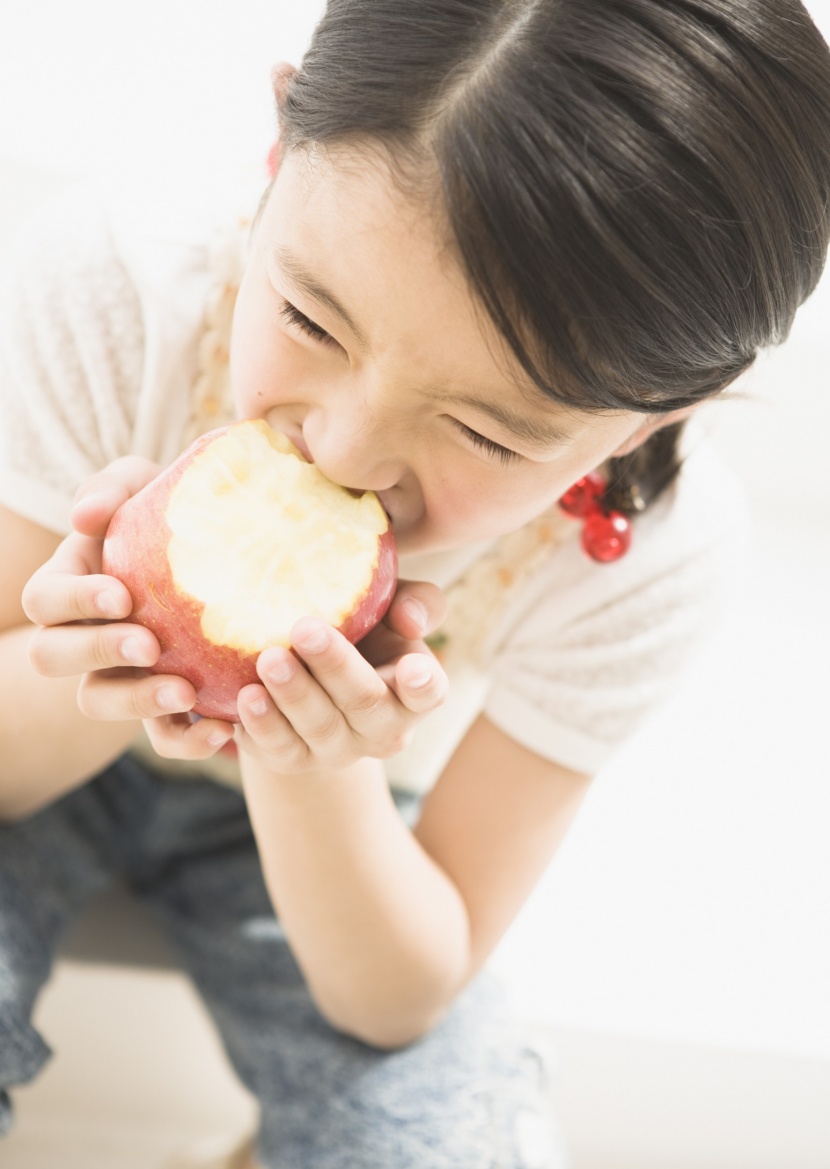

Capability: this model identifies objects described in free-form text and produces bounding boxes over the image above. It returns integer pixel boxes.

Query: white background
[0,0,828,1106]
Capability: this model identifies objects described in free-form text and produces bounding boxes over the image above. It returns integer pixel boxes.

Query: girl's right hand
[21,457,234,759]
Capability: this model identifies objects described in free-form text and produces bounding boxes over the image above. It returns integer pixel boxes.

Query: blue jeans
[0,756,567,1168]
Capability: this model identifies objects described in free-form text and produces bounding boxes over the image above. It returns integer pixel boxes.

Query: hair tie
[558,472,633,562]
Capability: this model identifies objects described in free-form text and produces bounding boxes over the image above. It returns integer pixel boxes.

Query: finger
[27,621,159,678]
[70,456,162,538]
[77,670,196,723]
[22,563,134,627]
[382,580,448,642]
[254,640,353,758]
[288,618,395,721]
[142,713,236,761]
[236,683,311,770]
[390,652,449,714]
[274,619,415,758]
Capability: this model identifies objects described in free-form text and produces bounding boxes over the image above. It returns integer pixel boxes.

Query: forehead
[262,145,615,452]
[282,144,463,299]
[269,148,538,381]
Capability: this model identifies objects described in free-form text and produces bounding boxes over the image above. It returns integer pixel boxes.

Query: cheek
[230,274,308,412]
[423,466,548,541]
[432,449,606,542]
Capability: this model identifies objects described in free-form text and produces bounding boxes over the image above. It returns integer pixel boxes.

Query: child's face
[230,146,646,556]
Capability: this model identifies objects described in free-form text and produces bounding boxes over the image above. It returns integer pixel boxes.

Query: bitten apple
[102,419,398,721]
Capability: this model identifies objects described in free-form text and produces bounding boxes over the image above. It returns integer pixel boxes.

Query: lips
[285,430,314,463]
[375,491,395,526]
[284,430,394,520]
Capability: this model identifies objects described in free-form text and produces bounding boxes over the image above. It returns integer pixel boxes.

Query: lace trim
[183,213,251,447]
[188,215,576,671]
[428,507,573,668]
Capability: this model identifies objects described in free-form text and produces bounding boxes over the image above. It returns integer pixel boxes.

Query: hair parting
[277,0,830,515]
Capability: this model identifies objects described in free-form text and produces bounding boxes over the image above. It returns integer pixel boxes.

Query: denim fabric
[0,757,567,1168]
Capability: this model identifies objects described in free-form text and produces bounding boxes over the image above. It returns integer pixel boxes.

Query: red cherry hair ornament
[582,509,632,562]
[558,473,633,562]
[558,471,606,518]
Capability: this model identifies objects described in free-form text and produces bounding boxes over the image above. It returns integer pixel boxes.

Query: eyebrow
[274,246,571,451]
[275,247,371,350]
[425,391,573,450]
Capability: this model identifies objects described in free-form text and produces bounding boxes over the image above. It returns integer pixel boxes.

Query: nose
[302,404,406,494]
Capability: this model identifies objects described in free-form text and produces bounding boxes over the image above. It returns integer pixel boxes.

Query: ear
[271,61,299,110]
[611,403,700,458]
[266,63,299,179]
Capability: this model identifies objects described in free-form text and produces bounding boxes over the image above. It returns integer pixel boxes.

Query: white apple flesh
[102,419,398,721]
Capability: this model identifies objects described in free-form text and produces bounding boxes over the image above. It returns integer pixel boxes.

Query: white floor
[2,962,257,1169]
[4,960,830,1169]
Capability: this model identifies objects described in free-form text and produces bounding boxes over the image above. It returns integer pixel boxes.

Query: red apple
[102,419,398,721]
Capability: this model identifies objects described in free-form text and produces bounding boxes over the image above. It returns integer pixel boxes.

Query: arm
[0,504,141,820]
[22,463,589,1049]
[240,714,590,1050]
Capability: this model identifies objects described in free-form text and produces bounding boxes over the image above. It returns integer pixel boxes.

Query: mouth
[285,430,314,463]
[281,429,396,526]
[375,491,394,526]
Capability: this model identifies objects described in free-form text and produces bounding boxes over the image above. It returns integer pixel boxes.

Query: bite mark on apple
[102,418,398,721]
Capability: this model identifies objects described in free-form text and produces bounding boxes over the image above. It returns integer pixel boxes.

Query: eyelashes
[452,421,521,466]
[279,300,338,347]
[279,298,521,466]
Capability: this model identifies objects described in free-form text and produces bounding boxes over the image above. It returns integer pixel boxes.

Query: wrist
[238,748,387,803]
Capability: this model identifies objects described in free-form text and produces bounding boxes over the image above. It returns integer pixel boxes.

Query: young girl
[4,2,830,1166]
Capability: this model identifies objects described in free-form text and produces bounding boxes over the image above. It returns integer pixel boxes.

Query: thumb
[383,580,448,643]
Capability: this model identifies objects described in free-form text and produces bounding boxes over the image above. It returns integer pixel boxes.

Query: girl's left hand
[143,582,449,773]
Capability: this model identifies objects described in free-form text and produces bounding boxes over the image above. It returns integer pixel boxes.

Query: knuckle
[321,645,352,682]
[131,683,167,721]
[142,721,186,760]
[307,710,343,746]
[341,688,385,719]
[20,576,43,624]
[75,675,97,718]
[282,740,310,770]
[26,628,53,676]
[90,631,120,671]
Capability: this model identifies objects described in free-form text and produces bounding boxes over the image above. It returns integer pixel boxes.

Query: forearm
[240,753,472,1049]
[0,625,139,820]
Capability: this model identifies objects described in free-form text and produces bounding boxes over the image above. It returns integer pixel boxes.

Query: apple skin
[101,423,398,722]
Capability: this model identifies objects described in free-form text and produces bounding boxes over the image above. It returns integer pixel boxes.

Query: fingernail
[156,685,182,711]
[208,730,232,747]
[97,591,122,618]
[266,653,294,685]
[72,491,106,512]
[402,598,428,635]
[120,636,146,665]
[293,621,329,654]
[407,663,434,689]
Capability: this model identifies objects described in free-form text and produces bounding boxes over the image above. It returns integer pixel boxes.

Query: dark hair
[278,0,830,514]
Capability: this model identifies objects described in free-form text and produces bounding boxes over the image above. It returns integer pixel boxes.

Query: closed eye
[452,420,521,466]
[279,300,339,347]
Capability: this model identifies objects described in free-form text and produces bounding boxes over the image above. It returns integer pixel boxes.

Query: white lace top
[0,175,748,794]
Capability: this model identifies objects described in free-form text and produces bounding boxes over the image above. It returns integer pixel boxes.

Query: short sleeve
[484,542,739,774]
[0,184,145,534]
[483,439,749,775]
